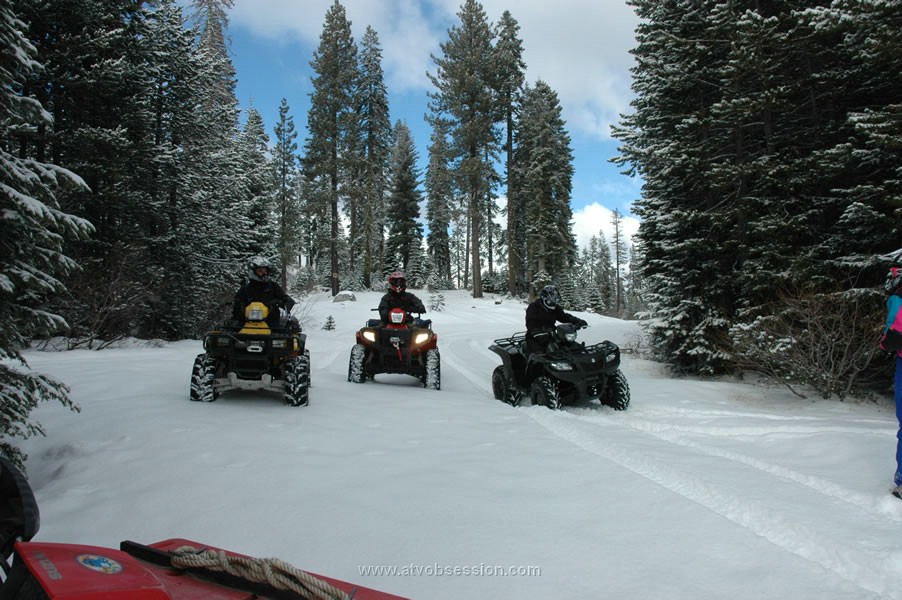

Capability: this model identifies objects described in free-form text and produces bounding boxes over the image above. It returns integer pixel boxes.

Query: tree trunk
[470,187,482,298]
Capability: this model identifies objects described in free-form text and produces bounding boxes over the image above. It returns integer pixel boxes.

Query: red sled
[0,457,407,600]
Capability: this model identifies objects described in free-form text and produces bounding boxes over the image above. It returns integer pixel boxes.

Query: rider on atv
[525,285,587,354]
[232,256,296,328]
[378,271,426,325]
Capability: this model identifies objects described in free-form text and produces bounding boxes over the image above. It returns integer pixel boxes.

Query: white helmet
[248,256,273,282]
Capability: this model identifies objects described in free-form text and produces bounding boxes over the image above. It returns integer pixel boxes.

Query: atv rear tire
[348,344,366,383]
[189,353,217,402]
[530,376,560,410]
[425,349,440,390]
[492,365,520,406]
[284,355,310,407]
[600,369,630,411]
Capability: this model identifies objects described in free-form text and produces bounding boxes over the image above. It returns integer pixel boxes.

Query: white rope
[170,545,353,600]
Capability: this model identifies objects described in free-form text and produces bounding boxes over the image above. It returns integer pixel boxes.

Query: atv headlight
[564,332,577,342]
[549,361,573,371]
[216,336,230,346]
[247,307,266,321]
[413,332,430,345]
[272,339,287,348]
[362,330,377,343]
[606,352,618,364]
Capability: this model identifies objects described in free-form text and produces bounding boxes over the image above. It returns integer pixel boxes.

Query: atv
[0,455,407,600]
[190,301,310,407]
[488,322,630,411]
[348,307,440,389]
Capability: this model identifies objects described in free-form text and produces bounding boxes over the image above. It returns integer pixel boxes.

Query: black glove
[576,318,588,328]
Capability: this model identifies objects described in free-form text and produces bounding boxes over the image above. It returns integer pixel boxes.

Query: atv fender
[488,343,528,390]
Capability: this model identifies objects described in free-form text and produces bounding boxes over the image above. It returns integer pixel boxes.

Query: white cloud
[572,202,640,252]
[227,0,639,141]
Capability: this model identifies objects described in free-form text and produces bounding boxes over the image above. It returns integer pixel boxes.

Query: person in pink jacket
[884,266,902,498]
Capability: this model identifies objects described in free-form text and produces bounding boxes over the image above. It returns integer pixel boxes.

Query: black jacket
[524,300,584,352]
[378,290,426,323]
[233,279,295,323]
[525,300,581,333]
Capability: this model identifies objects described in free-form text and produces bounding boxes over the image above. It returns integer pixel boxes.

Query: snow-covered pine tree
[425,118,454,287]
[322,316,336,330]
[21,0,174,341]
[0,1,93,468]
[428,0,499,298]
[354,26,392,289]
[406,243,428,289]
[271,98,302,290]
[530,270,552,300]
[145,0,250,337]
[584,232,615,314]
[428,288,446,312]
[494,10,526,296]
[623,241,647,318]
[239,107,278,261]
[557,274,578,310]
[304,1,358,296]
[514,81,576,291]
[611,208,629,315]
[615,0,902,376]
[385,121,424,273]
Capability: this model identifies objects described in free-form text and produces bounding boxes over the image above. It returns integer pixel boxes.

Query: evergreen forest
[2,0,902,463]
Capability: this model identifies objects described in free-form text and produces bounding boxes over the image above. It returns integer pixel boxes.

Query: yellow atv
[190,301,310,406]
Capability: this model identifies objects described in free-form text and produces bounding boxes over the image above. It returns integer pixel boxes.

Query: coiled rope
[170,545,353,600]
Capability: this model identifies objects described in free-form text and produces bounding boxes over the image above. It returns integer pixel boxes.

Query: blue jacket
[885,294,902,357]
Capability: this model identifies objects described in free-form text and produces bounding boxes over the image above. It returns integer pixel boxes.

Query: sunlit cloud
[227,0,639,141]
[572,202,640,252]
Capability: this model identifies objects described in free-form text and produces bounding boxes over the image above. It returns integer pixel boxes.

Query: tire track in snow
[630,404,888,426]
[527,409,902,599]
[436,330,499,396]
[561,407,901,522]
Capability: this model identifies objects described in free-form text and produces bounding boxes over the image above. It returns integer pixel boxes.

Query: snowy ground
[17,289,902,599]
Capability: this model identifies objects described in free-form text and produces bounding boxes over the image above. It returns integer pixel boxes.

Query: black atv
[348,307,440,389]
[488,323,630,411]
[190,301,310,406]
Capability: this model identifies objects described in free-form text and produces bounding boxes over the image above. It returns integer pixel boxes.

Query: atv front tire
[189,353,217,402]
[348,344,366,383]
[600,369,630,411]
[284,355,310,407]
[530,376,561,410]
[492,365,520,406]
[424,349,441,390]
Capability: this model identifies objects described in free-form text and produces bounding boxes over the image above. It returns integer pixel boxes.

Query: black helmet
[539,285,561,310]
[248,256,272,282]
[886,266,902,294]
[388,271,407,293]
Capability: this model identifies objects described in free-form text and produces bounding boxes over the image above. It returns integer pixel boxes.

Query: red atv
[0,456,406,599]
[348,307,440,389]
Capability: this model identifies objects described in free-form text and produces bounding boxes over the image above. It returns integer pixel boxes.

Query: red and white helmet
[388,271,407,293]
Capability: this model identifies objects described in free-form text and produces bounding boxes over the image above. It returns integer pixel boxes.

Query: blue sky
[218,0,642,248]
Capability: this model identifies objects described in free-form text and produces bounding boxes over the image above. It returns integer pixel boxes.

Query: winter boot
[892,485,902,499]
